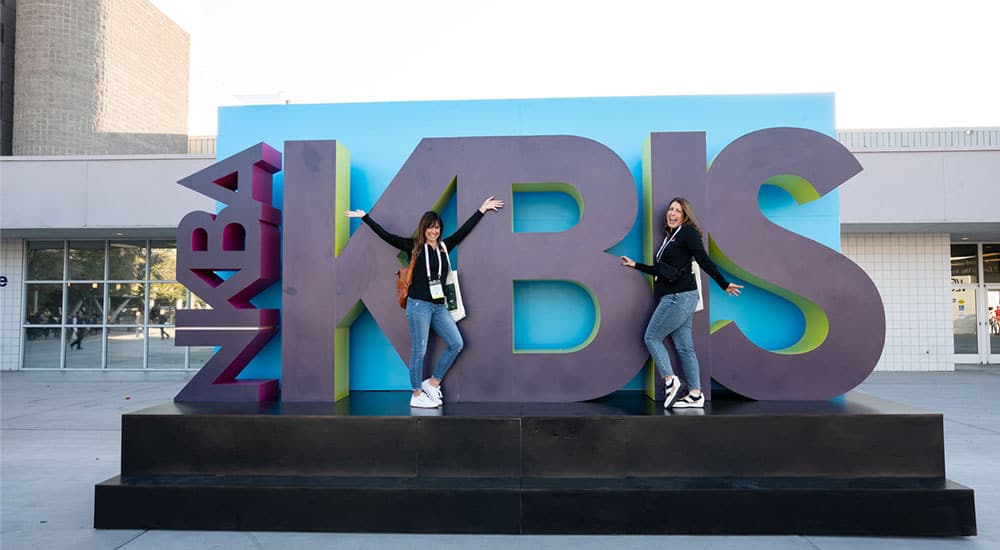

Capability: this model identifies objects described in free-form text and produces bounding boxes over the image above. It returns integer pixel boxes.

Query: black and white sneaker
[673,392,704,408]
[663,376,681,409]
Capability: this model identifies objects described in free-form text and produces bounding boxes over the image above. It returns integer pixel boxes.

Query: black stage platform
[94,391,976,536]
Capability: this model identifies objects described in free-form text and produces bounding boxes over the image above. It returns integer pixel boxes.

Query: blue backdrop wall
[216,94,837,390]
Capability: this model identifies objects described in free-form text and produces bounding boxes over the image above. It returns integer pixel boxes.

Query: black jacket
[634,225,730,299]
[362,211,484,304]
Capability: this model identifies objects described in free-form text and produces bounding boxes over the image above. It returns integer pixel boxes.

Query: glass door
[987,288,1000,364]
[952,244,981,363]
[952,285,979,362]
[984,244,1000,364]
[953,243,1000,365]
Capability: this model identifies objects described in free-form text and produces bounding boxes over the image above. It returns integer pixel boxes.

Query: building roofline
[0,154,215,162]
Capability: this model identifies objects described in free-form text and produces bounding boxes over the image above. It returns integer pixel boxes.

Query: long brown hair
[412,211,443,257]
[664,197,703,236]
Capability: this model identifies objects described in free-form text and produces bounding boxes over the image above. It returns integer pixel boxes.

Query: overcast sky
[152,0,1000,136]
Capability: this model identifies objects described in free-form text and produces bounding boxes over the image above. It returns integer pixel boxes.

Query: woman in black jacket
[346,196,503,408]
[620,197,742,408]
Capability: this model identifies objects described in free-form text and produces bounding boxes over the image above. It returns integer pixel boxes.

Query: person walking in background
[620,197,742,409]
[345,196,504,408]
[69,309,86,350]
[153,309,171,339]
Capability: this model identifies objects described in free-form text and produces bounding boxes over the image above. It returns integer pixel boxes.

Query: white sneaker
[421,379,443,402]
[673,392,704,408]
[410,392,440,409]
[663,376,681,409]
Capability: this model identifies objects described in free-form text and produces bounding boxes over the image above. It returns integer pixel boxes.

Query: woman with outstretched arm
[345,196,504,408]
[620,197,742,409]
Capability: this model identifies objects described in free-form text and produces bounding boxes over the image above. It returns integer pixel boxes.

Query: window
[26,241,64,280]
[984,244,1000,284]
[150,240,177,280]
[951,244,979,284]
[68,240,105,280]
[108,241,147,280]
[22,239,194,370]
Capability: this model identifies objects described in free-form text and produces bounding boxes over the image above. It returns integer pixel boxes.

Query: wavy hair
[412,211,443,257]
[664,197,703,236]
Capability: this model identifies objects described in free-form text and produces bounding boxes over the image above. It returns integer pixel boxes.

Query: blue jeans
[643,290,701,390]
[405,297,464,390]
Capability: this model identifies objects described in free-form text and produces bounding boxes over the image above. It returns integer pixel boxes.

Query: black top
[633,225,731,299]
[362,211,484,304]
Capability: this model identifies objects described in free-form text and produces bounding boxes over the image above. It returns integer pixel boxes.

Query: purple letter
[174,143,282,402]
[705,128,885,400]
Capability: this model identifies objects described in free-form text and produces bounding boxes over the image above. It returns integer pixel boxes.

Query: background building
[0,0,210,371]
[1,0,15,155]
[0,0,997,375]
[839,129,1000,369]
[11,0,188,155]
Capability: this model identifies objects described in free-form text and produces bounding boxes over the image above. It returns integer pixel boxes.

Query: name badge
[429,279,445,300]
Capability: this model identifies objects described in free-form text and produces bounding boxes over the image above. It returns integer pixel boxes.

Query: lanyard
[655,226,682,262]
[423,242,451,280]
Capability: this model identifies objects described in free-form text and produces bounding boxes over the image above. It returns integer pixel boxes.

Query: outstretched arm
[687,234,743,296]
[344,210,412,252]
[620,255,685,282]
[443,196,505,248]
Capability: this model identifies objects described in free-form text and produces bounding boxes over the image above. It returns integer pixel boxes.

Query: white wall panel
[842,233,954,372]
[0,238,25,370]
[841,150,1000,226]
[0,155,215,233]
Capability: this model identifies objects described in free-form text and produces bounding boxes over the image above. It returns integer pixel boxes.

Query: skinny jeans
[405,297,464,390]
[643,290,701,390]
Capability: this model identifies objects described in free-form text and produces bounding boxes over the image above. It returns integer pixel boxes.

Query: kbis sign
[173,95,885,403]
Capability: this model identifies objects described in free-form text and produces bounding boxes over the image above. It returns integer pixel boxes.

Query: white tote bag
[443,269,466,322]
[692,261,704,312]
[438,242,466,322]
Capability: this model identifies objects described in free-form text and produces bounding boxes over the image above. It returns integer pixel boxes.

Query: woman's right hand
[344,210,367,218]
[620,256,636,268]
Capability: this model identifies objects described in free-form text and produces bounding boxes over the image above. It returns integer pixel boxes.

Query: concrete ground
[2,367,998,550]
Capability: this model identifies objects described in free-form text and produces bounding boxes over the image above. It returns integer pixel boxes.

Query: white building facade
[839,129,1000,369]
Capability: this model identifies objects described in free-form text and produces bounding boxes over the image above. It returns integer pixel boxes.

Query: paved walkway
[2,367,998,549]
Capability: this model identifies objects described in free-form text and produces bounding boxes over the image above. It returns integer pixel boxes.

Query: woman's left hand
[725,283,744,297]
[479,196,505,213]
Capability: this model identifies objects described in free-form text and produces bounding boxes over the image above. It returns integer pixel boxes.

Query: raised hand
[479,196,505,213]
